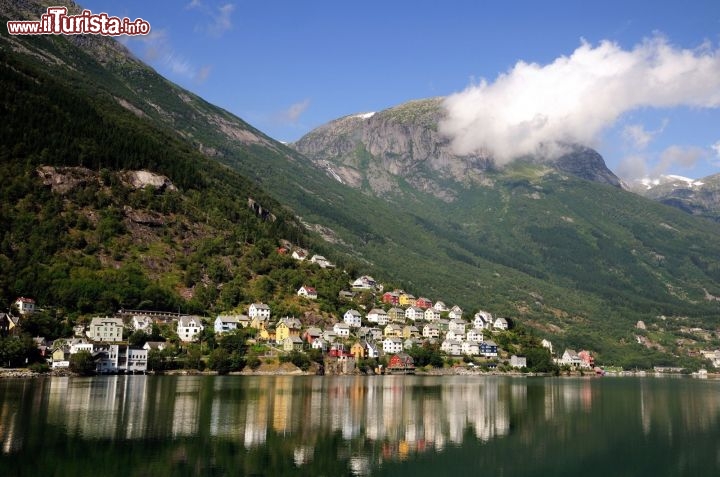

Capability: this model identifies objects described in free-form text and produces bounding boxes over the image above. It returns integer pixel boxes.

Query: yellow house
[51,347,67,362]
[399,293,416,307]
[350,342,365,359]
[384,324,403,338]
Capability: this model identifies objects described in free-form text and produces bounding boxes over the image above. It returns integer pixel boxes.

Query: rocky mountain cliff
[629,174,720,221]
[293,98,621,200]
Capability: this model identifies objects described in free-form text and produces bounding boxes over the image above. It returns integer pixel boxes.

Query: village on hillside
[0,238,611,376]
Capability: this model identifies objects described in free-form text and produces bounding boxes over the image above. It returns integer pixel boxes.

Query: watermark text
[7,7,150,36]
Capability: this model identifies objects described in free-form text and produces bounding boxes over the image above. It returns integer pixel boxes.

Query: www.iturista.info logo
[7,6,150,36]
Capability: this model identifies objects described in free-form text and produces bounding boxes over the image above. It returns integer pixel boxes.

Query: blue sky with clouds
[80,0,720,180]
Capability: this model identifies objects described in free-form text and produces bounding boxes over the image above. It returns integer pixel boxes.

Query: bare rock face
[122,170,177,191]
[36,166,97,194]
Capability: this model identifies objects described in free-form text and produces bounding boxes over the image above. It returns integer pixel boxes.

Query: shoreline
[3,367,715,379]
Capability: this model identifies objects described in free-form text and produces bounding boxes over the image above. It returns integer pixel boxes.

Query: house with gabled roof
[276,317,302,344]
[387,307,405,323]
[283,336,304,352]
[350,342,365,359]
[441,339,462,356]
[399,293,416,307]
[433,301,448,312]
[462,341,480,356]
[493,317,509,331]
[423,324,440,339]
[351,275,376,290]
[403,325,420,339]
[310,254,334,268]
[382,291,400,305]
[249,303,271,320]
[473,311,493,329]
[366,308,388,325]
[132,315,154,333]
[448,318,467,335]
[448,306,463,320]
[405,306,424,322]
[87,317,124,343]
[424,308,440,322]
[214,315,245,334]
[365,340,380,359]
[466,328,484,343]
[415,297,433,309]
[304,327,323,343]
[343,309,362,328]
[333,322,351,338]
[480,340,498,357]
[383,337,404,354]
[297,286,318,299]
[384,323,403,338]
[291,248,308,261]
[177,316,204,343]
[387,353,415,374]
[311,338,328,351]
[14,297,36,315]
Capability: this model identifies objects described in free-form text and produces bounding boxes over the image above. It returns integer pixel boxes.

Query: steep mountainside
[293,98,621,200]
[0,6,353,318]
[3,0,720,366]
[630,174,720,221]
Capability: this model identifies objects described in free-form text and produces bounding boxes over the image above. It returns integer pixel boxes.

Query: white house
[461,341,480,356]
[94,344,148,373]
[87,317,124,343]
[493,317,509,331]
[366,308,388,325]
[541,339,553,354]
[559,349,582,367]
[510,355,527,368]
[473,311,493,329]
[445,330,463,342]
[383,337,403,354]
[14,297,36,315]
[405,306,424,322]
[466,328,484,343]
[365,341,380,358]
[343,310,362,328]
[249,303,271,320]
[177,316,204,342]
[424,308,440,322]
[448,306,463,320]
[433,301,448,312]
[291,249,308,261]
[297,286,318,299]
[310,255,334,268]
[132,315,154,333]
[214,315,243,334]
[448,318,466,335]
[423,324,440,339]
[333,322,351,338]
[441,339,462,356]
[311,338,328,351]
[351,275,376,290]
[69,339,94,355]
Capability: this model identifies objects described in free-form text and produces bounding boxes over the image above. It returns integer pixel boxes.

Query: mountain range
[2,0,720,367]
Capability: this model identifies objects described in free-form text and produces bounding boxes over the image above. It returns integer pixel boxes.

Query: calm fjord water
[1,375,719,476]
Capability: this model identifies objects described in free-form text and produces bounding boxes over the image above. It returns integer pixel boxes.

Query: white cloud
[654,145,706,175]
[276,99,311,124]
[712,141,720,158]
[188,2,235,37]
[617,155,649,180]
[124,28,209,83]
[440,37,720,165]
[622,119,668,150]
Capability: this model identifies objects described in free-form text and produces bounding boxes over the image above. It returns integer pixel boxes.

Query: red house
[415,297,433,309]
[382,291,400,305]
[387,353,415,374]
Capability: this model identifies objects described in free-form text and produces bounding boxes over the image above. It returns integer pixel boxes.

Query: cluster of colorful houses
[3,273,602,374]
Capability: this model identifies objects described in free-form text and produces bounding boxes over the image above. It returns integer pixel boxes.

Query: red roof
[15,297,35,303]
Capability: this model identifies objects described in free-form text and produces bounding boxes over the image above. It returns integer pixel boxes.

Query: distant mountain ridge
[628,173,720,221]
[293,97,622,200]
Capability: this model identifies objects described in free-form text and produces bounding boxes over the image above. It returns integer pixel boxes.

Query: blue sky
[80,0,720,180]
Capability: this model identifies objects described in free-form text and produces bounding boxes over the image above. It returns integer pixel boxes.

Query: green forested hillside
[0,42,352,321]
